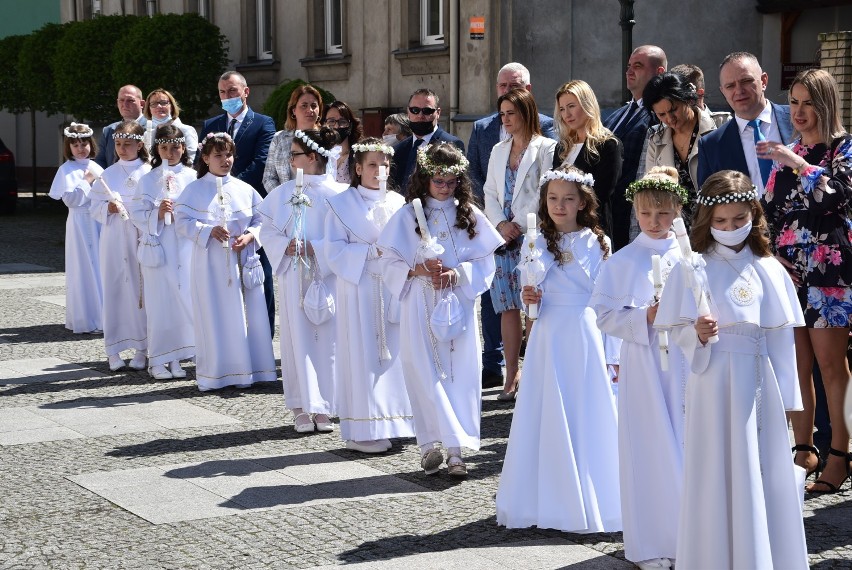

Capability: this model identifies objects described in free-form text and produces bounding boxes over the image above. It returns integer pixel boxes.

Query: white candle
[295,167,304,189]
[412,198,431,241]
[378,165,387,201]
[651,255,662,290]
[145,121,154,150]
[527,212,537,234]
[650,254,669,370]
[525,213,539,320]
[163,170,173,225]
[216,176,228,248]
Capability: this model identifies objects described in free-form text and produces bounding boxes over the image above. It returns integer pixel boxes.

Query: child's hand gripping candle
[650,254,670,370]
[98,176,129,220]
[378,165,387,201]
[294,167,305,256]
[525,213,541,320]
[672,217,718,344]
[216,176,229,248]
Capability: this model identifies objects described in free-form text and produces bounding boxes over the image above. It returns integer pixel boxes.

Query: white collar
[735,101,772,134]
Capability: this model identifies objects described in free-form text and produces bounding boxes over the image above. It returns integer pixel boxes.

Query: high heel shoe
[807,448,852,494]
[791,444,821,479]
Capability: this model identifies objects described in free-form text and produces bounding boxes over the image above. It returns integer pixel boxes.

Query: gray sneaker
[420,448,444,475]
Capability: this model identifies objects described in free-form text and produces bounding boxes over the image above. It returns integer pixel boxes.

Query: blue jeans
[480,290,503,373]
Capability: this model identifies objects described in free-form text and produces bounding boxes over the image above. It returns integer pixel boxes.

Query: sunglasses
[409,106,437,116]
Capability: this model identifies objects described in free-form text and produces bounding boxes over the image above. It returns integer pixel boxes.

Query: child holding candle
[496,164,621,532]
[377,143,502,476]
[590,166,689,570]
[89,121,150,371]
[132,125,196,379]
[324,137,415,453]
[654,170,808,569]
[258,128,346,433]
[174,132,277,391]
[49,122,104,334]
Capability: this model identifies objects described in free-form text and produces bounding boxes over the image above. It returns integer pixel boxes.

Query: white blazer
[483,135,557,227]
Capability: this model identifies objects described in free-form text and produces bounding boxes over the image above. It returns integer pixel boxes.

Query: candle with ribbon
[650,254,670,370]
[412,198,431,242]
[520,213,545,320]
[95,176,129,220]
[162,168,175,225]
[144,121,154,152]
[216,176,229,248]
[673,217,717,344]
[378,165,387,201]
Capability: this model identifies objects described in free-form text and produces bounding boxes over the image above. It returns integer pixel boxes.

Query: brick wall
[819,31,852,130]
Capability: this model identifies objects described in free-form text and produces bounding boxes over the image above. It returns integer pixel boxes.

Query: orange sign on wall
[470,16,485,40]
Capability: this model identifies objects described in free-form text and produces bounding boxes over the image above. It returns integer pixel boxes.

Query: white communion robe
[496,230,622,533]
[655,243,808,570]
[258,173,346,414]
[131,163,196,366]
[324,186,415,441]
[90,159,150,356]
[175,173,276,390]
[590,231,687,562]
[377,197,503,451]
[49,158,104,334]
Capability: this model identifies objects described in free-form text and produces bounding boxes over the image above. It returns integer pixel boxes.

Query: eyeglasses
[431,178,459,189]
[409,106,437,116]
[324,118,350,128]
[151,100,171,107]
[289,151,308,161]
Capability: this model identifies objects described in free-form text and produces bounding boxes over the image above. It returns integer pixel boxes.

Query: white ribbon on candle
[673,217,717,344]
[650,254,670,370]
[520,213,544,320]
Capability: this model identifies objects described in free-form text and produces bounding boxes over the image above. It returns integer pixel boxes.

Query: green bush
[0,35,28,115]
[262,79,336,130]
[19,23,70,116]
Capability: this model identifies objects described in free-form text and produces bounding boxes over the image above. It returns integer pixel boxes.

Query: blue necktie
[748,119,772,186]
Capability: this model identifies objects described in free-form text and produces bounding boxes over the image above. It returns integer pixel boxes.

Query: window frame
[324,0,343,55]
[256,0,273,60]
[420,0,443,46]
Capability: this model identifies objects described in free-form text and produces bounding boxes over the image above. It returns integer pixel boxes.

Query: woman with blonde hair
[552,80,623,237]
[142,88,199,162]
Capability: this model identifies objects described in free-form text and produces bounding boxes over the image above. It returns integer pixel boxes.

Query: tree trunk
[30,109,37,207]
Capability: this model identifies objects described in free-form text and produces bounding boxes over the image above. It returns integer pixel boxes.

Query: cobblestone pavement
[1,198,851,569]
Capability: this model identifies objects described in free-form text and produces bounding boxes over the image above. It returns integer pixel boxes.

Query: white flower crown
[154,136,186,145]
[64,122,94,139]
[294,130,332,158]
[696,186,757,207]
[538,169,595,188]
[113,132,144,141]
[200,132,233,148]
[351,142,395,157]
[415,143,469,176]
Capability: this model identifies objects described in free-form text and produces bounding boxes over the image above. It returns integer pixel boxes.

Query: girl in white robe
[131,125,196,379]
[655,170,808,569]
[590,167,689,569]
[496,165,621,532]
[175,132,277,391]
[324,138,415,453]
[49,123,103,334]
[258,128,346,433]
[377,143,503,477]
[89,121,150,372]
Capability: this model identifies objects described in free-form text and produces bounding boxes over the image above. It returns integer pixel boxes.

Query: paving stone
[0,263,53,273]
[34,295,66,307]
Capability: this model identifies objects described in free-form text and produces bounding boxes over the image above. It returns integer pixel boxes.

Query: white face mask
[710,221,753,247]
[382,134,398,146]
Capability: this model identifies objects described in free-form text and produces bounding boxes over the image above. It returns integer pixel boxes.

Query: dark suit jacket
[93,117,149,169]
[467,112,556,206]
[198,107,276,197]
[390,127,465,195]
[552,138,623,238]
[603,101,655,251]
[696,102,793,189]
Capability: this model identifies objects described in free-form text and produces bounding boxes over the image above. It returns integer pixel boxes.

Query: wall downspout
[449,0,459,135]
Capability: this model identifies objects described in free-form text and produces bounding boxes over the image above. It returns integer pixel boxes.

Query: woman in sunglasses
[322,100,363,185]
[483,88,557,400]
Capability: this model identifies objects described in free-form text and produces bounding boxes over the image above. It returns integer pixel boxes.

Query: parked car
[0,137,17,215]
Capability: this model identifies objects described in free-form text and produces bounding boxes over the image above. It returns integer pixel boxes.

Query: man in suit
[199,71,277,335]
[390,88,464,194]
[603,45,667,251]
[93,85,147,168]
[696,52,792,197]
[467,62,555,389]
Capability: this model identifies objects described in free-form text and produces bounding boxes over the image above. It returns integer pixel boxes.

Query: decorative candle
[216,176,228,248]
[295,167,304,189]
[378,165,387,201]
[412,198,431,241]
[525,213,540,320]
[651,254,661,286]
[98,177,129,221]
[527,212,536,233]
[163,170,173,225]
[145,121,154,151]
[650,254,669,370]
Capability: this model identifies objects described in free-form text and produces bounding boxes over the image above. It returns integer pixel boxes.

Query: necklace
[720,254,757,306]
[560,231,578,264]
[120,164,137,189]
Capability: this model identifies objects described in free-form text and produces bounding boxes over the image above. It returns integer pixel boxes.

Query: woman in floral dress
[760,68,852,493]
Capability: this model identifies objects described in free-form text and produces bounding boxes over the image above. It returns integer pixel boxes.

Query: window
[146,0,157,16]
[256,0,273,60]
[325,0,343,55]
[420,0,443,46]
[187,0,211,19]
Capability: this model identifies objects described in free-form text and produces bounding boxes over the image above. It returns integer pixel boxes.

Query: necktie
[405,138,424,187]
[748,119,772,186]
[227,118,237,138]
[613,101,638,135]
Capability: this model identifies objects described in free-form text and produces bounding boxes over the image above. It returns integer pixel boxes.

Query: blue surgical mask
[221,97,244,115]
[152,114,172,126]
[710,221,753,247]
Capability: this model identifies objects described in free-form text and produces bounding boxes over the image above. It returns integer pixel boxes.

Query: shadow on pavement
[0,324,100,344]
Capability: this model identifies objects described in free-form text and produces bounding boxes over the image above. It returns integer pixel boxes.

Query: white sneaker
[170,360,187,378]
[378,439,392,450]
[314,414,334,432]
[128,351,147,370]
[149,364,172,380]
[636,559,671,570]
[108,355,126,371]
[346,440,389,454]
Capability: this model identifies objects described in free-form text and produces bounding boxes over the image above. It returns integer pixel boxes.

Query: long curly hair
[150,124,190,168]
[691,170,771,257]
[407,143,478,239]
[537,164,609,264]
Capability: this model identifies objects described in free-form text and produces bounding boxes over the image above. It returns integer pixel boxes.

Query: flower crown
[154,136,186,145]
[64,122,94,139]
[696,186,758,207]
[351,142,395,157]
[625,178,689,204]
[113,131,144,141]
[538,169,595,189]
[294,130,332,158]
[415,143,469,176]
[200,132,233,149]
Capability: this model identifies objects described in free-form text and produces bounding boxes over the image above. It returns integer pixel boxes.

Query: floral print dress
[761,135,852,327]
[490,156,524,312]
